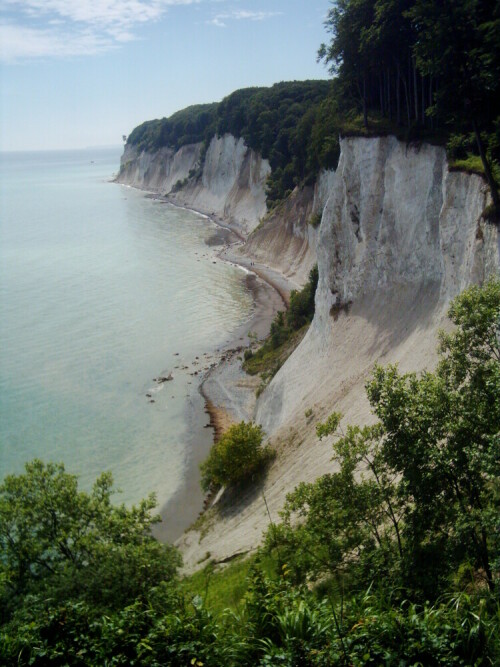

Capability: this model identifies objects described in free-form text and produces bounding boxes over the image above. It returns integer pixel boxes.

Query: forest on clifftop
[127,0,500,211]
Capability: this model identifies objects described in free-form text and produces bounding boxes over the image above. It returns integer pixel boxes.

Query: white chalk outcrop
[257,136,498,434]
[118,142,202,194]
[179,135,499,571]
[116,134,271,236]
[238,170,335,287]
[178,135,271,236]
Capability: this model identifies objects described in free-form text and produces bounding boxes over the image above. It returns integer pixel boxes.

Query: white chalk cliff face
[256,136,499,435]
[238,172,335,287]
[117,134,271,235]
[171,134,500,570]
[118,142,202,194]
[180,135,271,235]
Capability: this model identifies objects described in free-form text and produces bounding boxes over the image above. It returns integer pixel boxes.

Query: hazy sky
[0,1,331,151]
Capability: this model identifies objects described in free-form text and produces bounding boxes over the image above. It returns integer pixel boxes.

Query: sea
[0,146,253,513]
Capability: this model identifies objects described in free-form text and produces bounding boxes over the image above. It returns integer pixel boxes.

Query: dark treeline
[319,0,500,209]
[126,103,219,153]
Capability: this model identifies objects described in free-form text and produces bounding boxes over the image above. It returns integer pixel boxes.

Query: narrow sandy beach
[153,199,296,543]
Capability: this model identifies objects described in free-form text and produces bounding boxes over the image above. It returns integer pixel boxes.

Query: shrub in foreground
[200,422,274,492]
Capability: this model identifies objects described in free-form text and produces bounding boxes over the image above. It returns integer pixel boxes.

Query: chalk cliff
[256,137,499,433]
[117,132,499,569]
[178,135,499,570]
[236,171,335,287]
[117,134,271,236]
[118,142,202,194]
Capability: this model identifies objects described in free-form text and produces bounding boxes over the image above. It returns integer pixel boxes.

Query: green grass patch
[181,553,277,614]
[449,154,485,177]
[243,324,310,397]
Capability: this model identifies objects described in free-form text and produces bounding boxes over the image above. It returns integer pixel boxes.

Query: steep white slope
[116,134,271,235]
[177,135,271,235]
[179,136,499,570]
[118,143,201,193]
[237,170,335,287]
[257,136,498,433]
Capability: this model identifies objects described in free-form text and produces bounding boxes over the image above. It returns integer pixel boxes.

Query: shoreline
[146,193,293,543]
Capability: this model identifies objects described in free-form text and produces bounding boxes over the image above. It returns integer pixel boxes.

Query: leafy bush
[308,212,322,228]
[287,264,318,331]
[0,461,183,664]
[200,422,274,492]
[243,265,319,398]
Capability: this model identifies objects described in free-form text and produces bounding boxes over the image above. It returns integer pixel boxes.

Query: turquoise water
[0,147,252,507]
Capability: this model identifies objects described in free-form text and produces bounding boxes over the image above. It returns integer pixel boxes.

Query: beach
[152,201,293,543]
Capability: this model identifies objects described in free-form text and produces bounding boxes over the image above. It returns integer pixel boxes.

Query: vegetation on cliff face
[243,265,319,394]
[1,280,499,664]
[200,421,274,493]
[267,278,500,598]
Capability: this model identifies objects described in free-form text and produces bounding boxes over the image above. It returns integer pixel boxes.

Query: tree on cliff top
[319,0,500,211]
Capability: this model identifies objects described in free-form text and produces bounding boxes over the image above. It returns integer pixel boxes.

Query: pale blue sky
[0,1,331,151]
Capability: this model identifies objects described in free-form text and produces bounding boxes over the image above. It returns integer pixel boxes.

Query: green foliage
[266,278,500,601]
[181,553,277,615]
[0,461,184,665]
[287,265,319,331]
[200,422,274,492]
[320,0,500,209]
[244,265,319,392]
[0,461,181,618]
[126,103,219,152]
[315,411,342,440]
[245,324,309,397]
[308,212,322,228]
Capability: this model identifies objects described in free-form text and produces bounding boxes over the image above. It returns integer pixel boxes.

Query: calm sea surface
[0,147,252,507]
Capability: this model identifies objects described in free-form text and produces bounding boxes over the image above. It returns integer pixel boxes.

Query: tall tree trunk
[429,76,433,129]
[413,56,419,123]
[387,68,391,121]
[408,54,412,122]
[472,117,500,213]
[379,75,384,116]
[402,76,411,127]
[363,75,368,129]
[396,63,401,125]
[421,74,425,127]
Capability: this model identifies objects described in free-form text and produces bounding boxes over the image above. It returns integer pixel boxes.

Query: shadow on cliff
[346,280,443,362]
[215,466,273,521]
